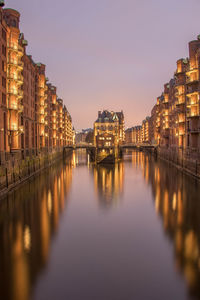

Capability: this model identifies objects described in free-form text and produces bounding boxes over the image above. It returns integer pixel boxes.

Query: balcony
[186,86,199,96]
[7,58,18,66]
[186,77,199,85]
[18,104,24,112]
[18,61,24,70]
[7,43,18,52]
[187,109,200,118]
[178,117,185,123]
[7,74,23,84]
[8,88,18,96]
[8,101,18,110]
[186,67,198,75]
[17,75,23,85]
[18,90,23,99]
[187,99,199,107]
[18,46,24,55]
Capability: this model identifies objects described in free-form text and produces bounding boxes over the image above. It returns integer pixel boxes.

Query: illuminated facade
[133,35,200,155]
[5,8,24,152]
[94,110,125,147]
[142,117,150,143]
[0,4,8,159]
[125,126,142,144]
[0,6,73,163]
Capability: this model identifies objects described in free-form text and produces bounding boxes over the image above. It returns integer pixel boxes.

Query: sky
[5,0,200,130]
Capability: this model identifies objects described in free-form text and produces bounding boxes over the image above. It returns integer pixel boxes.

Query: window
[2,45,6,56]
[2,76,6,88]
[2,61,5,72]
[2,92,6,105]
[2,29,6,41]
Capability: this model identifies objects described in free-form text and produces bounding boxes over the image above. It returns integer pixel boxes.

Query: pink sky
[6,0,200,130]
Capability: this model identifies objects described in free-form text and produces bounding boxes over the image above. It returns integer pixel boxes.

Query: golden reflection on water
[0,150,200,300]
[93,163,124,208]
[0,157,73,300]
[130,150,200,299]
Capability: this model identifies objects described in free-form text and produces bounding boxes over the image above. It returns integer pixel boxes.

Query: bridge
[64,143,156,150]
[63,143,157,164]
[64,143,95,150]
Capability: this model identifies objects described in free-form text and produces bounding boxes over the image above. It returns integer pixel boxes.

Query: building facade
[128,35,200,157]
[0,6,73,164]
[94,110,125,148]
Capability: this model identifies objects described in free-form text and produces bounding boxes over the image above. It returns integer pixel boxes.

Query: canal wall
[154,147,200,180]
[0,148,72,196]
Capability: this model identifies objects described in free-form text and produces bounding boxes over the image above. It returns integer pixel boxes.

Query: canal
[0,149,200,300]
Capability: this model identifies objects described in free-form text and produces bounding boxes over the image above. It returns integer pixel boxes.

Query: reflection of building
[93,162,124,207]
[132,150,200,299]
[94,110,125,147]
[0,154,73,300]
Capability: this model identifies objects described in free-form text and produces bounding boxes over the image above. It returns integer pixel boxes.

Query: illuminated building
[0,4,8,161]
[94,110,125,147]
[4,8,24,153]
[0,6,74,162]
[142,117,150,143]
[186,38,200,149]
[63,106,73,146]
[125,125,142,144]
[35,63,48,149]
[21,37,36,155]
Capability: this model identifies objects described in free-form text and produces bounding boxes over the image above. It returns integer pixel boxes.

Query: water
[0,149,200,300]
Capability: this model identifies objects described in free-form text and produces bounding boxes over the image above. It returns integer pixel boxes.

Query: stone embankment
[142,146,200,180]
[0,148,72,196]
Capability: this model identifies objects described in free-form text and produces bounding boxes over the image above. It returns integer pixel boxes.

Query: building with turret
[93,110,125,148]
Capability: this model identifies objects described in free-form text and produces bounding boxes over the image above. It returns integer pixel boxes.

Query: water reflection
[92,163,124,208]
[0,157,73,300]
[130,150,200,300]
[1,150,200,300]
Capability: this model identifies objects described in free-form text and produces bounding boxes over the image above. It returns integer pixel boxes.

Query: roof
[95,110,124,124]
[95,110,115,123]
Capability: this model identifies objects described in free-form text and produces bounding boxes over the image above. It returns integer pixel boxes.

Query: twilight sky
[6,0,200,130]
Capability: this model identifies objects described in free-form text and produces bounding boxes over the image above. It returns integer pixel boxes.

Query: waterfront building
[0,4,8,161]
[94,110,125,147]
[149,105,157,144]
[75,128,93,144]
[142,117,150,144]
[125,127,132,144]
[57,98,63,148]
[186,38,200,149]
[35,63,48,150]
[0,6,74,164]
[4,8,24,153]
[21,41,36,155]
[125,125,142,144]
[174,59,187,149]
[131,34,200,167]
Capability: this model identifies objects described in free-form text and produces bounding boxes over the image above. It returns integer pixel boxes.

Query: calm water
[0,150,200,300]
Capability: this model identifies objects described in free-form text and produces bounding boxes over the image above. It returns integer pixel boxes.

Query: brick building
[0,5,74,164]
